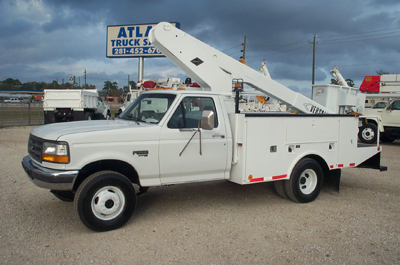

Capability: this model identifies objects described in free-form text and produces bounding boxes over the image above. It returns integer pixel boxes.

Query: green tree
[122,81,137,94]
[103,81,118,92]
[1,78,22,89]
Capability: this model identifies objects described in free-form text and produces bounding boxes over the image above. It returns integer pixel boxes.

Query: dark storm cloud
[1,0,400,93]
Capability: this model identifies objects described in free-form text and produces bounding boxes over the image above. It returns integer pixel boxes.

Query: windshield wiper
[124,114,141,125]
[132,117,141,125]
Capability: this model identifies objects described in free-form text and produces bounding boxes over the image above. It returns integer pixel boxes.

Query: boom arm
[149,22,333,114]
[330,65,348,87]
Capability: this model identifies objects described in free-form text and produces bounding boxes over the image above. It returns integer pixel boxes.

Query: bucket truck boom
[149,22,333,114]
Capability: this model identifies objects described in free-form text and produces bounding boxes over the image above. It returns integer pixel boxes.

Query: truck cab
[360,99,400,143]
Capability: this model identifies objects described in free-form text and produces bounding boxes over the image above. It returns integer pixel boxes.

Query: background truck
[22,22,386,232]
[359,74,400,93]
[359,74,400,107]
[43,89,111,124]
[359,99,400,143]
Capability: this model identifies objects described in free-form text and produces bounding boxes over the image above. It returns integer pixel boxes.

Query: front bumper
[21,156,79,191]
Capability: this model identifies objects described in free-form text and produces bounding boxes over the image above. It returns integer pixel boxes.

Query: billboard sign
[106,22,180,58]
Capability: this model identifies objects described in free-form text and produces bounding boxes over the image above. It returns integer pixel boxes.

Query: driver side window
[168,97,218,129]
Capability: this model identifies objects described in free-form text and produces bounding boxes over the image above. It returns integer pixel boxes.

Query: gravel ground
[1,126,399,264]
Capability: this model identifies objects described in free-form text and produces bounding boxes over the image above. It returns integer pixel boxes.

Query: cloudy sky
[1,0,400,97]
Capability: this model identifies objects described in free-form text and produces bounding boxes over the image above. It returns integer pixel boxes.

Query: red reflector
[250,177,264,183]
[377,147,381,151]
[349,163,355,167]
[272,174,287,180]
[330,165,334,169]
[238,143,243,146]
[338,164,344,168]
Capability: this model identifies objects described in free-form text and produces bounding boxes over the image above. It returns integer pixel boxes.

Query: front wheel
[105,111,111,120]
[50,190,74,202]
[358,123,377,144]
[74,171,136,231]
[285,158,323,203]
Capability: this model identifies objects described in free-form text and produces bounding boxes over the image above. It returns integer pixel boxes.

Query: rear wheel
[274,180,288,199]
[285,158,323,203]
[84,112,93,120]
[74,171,136,231]
[358,123,377,144]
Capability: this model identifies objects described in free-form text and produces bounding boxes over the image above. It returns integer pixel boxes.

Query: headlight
[42,142,70,163]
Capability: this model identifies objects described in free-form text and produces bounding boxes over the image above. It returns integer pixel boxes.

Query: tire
[380,132,396,143]
[284,158,323,203]
[274,180,288,199]
[74,171,136,231]
[84,112,93,120]
[50,190,74,202]
[358,123,377,144]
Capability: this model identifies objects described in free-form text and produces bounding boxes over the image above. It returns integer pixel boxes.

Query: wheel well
[84,109,95,113]
[303,154,330,179]
[73,160,140,191]
[364,118,377,126]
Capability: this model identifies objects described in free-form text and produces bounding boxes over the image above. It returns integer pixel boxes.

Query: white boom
[149,22,334,114]
[330,65,348,87]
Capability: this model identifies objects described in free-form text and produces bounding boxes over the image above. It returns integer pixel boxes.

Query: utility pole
[240,36,247,61]
[84,68,87,87]
[309,35,317,85]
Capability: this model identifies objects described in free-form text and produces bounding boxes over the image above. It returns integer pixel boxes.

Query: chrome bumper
[21,156,79,191]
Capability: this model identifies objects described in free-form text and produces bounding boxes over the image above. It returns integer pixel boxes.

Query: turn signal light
[42,154,69,163]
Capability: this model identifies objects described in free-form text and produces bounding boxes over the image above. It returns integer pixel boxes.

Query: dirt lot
[1,126,399,264]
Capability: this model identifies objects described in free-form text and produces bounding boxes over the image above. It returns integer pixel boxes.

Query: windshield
[119,93,176,124]
[372,101,388,109]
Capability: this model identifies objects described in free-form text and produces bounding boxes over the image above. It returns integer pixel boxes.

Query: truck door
[382,100,400,127]
[96,97,105,114]
[159,95,228,184]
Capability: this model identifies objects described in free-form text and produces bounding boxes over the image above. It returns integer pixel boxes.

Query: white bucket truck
[22,23,386,231]
[43,89,111,124]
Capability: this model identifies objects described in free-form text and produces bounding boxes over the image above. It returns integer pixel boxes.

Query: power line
[245,43,310,58]
[318,26,400,39]
[319,33,400,45]
[255,35,314,49]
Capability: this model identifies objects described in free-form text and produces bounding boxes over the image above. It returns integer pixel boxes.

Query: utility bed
[229,113,381,185]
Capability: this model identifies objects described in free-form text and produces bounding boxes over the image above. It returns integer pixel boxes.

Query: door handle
[212,134,225,138]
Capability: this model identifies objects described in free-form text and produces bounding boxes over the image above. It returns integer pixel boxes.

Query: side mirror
[201,110,214,130]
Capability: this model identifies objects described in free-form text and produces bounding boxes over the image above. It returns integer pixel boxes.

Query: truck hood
[31,119,154,141]
[363,108,383,118]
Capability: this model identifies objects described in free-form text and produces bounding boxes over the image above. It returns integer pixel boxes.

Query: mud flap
[357,152,388,171]
[325,169,341,192]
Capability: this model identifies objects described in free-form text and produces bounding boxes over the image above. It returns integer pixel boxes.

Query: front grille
[28,134,43,163]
